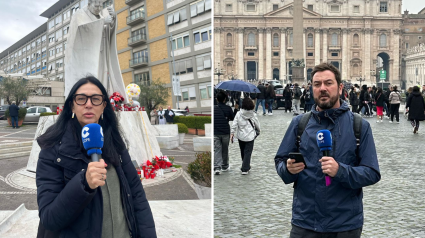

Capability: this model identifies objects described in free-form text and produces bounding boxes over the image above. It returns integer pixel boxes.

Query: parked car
[268,80,283,89]
[24,106,52,123]
[172,109,189,116]
[0,105,10,120]
[272,88,286,110]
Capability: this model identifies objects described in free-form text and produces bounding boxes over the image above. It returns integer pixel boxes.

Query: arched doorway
[273,68,279,80]
[307,68,313,83]
[377,52,390,89]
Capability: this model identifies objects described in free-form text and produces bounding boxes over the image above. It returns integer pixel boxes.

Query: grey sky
[0,0,424,53]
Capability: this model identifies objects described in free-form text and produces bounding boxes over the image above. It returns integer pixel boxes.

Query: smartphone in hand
[288,152,307,169]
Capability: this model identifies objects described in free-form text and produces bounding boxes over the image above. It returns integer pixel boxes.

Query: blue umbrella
[215,80,259,93]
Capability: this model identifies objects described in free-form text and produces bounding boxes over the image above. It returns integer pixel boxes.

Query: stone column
[280,28,287,82]
[342,29,348,81]
[315,28,321,66]
[392,29,400,86]
[304,28,307,79]
[214,27,222,83]
[363,29,371,84]
[266,28,272,79]
[238,28,244,80]
[322,29,328,63]
[258,28,264,80]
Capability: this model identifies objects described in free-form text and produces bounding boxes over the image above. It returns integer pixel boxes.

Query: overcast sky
[0,0,424,53]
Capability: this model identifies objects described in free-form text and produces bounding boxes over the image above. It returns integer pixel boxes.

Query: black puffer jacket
[406,92,425,121]
[214,102,234,135]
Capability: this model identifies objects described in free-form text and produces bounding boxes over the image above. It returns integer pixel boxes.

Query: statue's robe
[64,6,128,102]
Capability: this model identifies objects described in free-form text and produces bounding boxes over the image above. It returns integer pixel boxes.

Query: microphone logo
[82,127,90,138]
[100,127,103,137]
[317,132,324,141]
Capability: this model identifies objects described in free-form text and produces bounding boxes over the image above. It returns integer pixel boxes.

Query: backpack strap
[296,112,312,151]
[352,113,362,157]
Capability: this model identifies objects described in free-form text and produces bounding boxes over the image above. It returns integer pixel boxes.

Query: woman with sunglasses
[36,77,156,238]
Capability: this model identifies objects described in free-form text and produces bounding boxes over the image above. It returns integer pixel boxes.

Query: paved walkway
[214,108,425,237]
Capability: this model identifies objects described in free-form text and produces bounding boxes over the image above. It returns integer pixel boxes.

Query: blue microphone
[82,123,104,162]
[316,130,332,186]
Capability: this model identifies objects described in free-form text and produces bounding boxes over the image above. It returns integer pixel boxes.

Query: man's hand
[107,6,115,18]
[287,159,305,175]
[319,157,339,177]
[104,15,113,24]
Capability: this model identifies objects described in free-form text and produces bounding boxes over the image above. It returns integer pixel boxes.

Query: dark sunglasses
[73,94,105,106]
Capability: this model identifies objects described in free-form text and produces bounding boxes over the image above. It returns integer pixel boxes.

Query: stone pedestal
[291,66,305,85]
[26,111,161,174]
[193,124,212,152]
[153,125,179,150]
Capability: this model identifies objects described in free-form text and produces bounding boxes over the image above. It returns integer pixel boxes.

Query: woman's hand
[86,159,108,189]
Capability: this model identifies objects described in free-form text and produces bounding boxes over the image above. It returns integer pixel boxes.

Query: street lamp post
[214,63,225,84]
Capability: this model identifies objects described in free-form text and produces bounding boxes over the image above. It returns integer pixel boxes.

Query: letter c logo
[317,132,324,141]
[82,127,90,138]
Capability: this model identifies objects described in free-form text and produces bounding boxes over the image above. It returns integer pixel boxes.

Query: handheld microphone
[82,123,104,162]
[316,130,332,186]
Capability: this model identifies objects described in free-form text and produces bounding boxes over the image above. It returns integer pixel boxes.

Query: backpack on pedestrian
[294,88,302,98]
[304,90,311,102]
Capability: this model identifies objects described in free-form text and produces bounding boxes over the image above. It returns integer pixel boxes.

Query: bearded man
[64,0,128,102]
[274,62,380,237]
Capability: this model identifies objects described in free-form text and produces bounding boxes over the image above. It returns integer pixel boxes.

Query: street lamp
[214,63,225,84]
[228,70,237,81]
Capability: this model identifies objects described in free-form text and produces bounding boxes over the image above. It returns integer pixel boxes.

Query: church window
[227,33,232,46]
[289,33,293,46]
[353,6,360,13]
[307,33,313,47]
[308,5,313,11]
[308,52,313,56]
[273,33,279,47]
[330,5,340,12]
[248,33,255,46]
[273,52,279,56]
[380,34,387,47]
[380,2,388,13]
[331,33,338,46]
[248,52,254,56]
[273,4,278,11]
[246,4,256,12]
[226,4,232,12]
[353,34,359,45]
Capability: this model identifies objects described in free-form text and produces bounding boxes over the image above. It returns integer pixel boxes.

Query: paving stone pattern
[214,110,425,237]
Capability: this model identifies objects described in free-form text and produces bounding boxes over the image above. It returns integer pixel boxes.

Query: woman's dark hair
[393,85,398,91]
[266,84,275,97]
[362,85,367,91]
[241,97,255,110]
[377,87,383,94]
[37,76,127,167]
[413,86,420,92]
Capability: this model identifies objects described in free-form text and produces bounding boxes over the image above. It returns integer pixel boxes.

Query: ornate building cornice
[237,27,244,34]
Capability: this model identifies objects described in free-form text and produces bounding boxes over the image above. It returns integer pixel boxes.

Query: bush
[195,116,211,130]
[176,123,188,133]
[40,112,57,117]
[5,108,27,120]
[187,152,211,187]
[174,116,211,129]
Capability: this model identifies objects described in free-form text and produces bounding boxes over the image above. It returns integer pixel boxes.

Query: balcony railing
[127,12,145,25]
[125,0,140,6]
[128,33,147,47]
[129,56,148,68]
[328,45,341,50]
[244,45,257,50]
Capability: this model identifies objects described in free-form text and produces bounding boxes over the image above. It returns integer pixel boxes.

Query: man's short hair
[294,83,299,87]
[12,101,16,104]
[216,91,227,103]
[311,62,342,85]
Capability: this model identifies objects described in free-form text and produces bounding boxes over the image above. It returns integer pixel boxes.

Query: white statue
[64,0,128,102]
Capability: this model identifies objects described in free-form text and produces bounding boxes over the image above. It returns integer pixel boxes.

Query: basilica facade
[214,0,402,87]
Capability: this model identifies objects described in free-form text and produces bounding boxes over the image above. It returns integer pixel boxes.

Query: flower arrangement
[109,92,125,111]
[139,156,175,180]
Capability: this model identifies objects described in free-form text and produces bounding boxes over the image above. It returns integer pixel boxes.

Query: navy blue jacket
[274,101,380,232]
[9,104,19,117]
[36,123,156,238]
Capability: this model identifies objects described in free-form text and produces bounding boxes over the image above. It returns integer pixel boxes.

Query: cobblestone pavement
[214,109,425,237]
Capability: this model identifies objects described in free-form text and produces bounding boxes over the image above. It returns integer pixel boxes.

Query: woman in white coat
[230,98,260,175]
[157,106,166,125]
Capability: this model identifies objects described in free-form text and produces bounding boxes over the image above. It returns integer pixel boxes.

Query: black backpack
[294,88,302,98]
[304,91,311,101]
[296,112,362,156]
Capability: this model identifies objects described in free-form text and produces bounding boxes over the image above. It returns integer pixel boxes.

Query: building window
[273,33,279,47]
[307,33,313,47]
[246,4,256,12]
[32,41,36,49]
[49,33,55,43]
[199,85,211,99]
[273,4,278,11]
[55,15,62,25]
[63,25,69,35]
[48,63,55,71]
[56,29,63,39]
[129,7,145,22]
[331,52,338,57]
[248,52,254,56]
[26,44,31,51]
[330,5,340,12]
[71,3,80,15]
[226,33,232,45]
[273,52,279,56]
[41,35,46,43]
[226,4,232,12]
[194,26,212,44]
[63,10,71,21]
[353,34,359,45]
[175,58,193,75]
[48,20,55,29]
[167,7,187,26]
[380,2,387,12]
[308,5,313,11]
[353,5,360,13]
[405,43,409,49]
[56,44,63,54]
[248,33,255,46]
[171,34,190,50]
[190,0,211,18]
[179,87,197,101]
[308,52,313,56]
[196,53,211,71]
[134,72,150,85]
[133,49,148,61]
[331,33,338,46]
[289,33,293,46]
[380,34,387,47]
[49,48,55,57]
